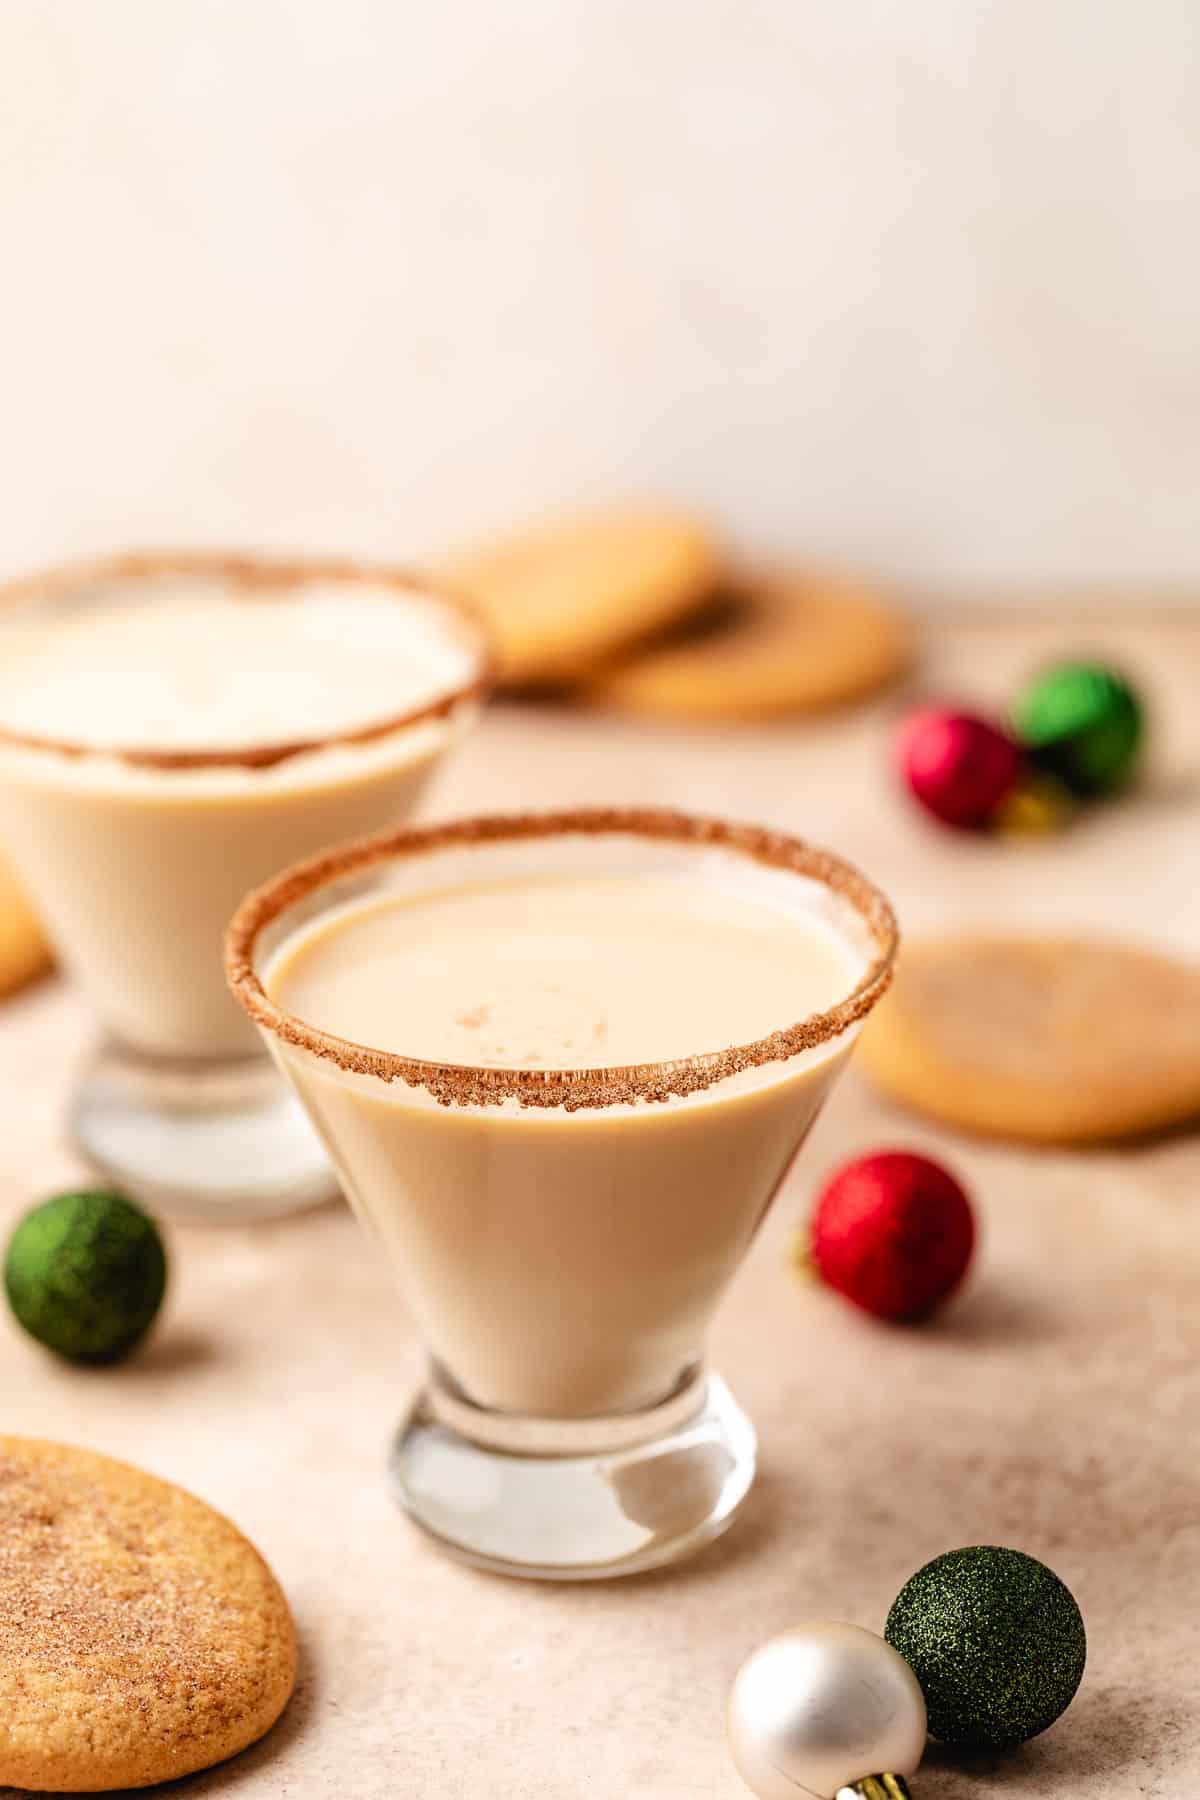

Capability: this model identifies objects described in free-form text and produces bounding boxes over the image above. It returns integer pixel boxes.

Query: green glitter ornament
[5,1189,167,1364]
[1011,661,1143,796]
[885,1545,1086,1750]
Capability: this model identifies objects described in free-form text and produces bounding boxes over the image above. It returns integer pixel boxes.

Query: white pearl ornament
[728,1621,927,1800]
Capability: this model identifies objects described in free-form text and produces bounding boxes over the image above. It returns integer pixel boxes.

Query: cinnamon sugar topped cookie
[443,508,722,686]
[860,935,1200,1144]
[0,1437,296,1792]
[0,853,50,997]
[592,568,909,720]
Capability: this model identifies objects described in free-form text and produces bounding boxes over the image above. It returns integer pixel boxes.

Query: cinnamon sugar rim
[226,808,899,1111]
[0,550,494,771]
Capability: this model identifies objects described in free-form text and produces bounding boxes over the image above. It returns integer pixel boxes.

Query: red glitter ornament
[809,1151,975,1321]
[899,707,1023,829]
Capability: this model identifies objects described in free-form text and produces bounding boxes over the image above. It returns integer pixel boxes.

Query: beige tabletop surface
[1,611,1197,1799]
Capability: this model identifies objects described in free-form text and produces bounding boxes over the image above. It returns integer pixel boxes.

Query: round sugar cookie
[591,569,910,721]
[0,1437,296,1791]
[0,853,51,996]
[441,508,722,686]
[859,935,1200,1144]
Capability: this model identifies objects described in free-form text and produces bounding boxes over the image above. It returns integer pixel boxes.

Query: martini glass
[227,809,897,1578]
[0,553,490,1222]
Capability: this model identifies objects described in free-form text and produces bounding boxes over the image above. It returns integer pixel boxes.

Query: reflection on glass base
[389,1367,756,1580]
[69,1038,337,1225]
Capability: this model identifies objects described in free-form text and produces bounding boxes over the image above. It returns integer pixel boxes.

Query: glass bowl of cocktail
[226,808,898,1579]
[0,553,491,1222]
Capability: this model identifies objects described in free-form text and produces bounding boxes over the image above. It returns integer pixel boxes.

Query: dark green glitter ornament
[885,1545,1086,1750]
[5,1189,167,1364]
[1011,661,1143,796]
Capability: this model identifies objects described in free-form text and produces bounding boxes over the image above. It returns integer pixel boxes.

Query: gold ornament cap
[729,1622,925,1800]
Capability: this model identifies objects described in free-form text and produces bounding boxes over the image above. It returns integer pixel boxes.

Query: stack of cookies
[442,507,911,719]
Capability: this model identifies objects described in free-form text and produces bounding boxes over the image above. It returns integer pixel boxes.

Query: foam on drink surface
[0,576,475,752]
[266,872,860,1069]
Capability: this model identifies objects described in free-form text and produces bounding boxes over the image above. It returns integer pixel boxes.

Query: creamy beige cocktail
[0,554,490,1218]
[228,811,897,1577]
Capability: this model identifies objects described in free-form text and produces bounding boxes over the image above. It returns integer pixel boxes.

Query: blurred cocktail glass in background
[0,553,490,1221]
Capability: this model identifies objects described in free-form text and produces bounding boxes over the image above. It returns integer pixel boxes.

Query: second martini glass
[0,553,490,1221]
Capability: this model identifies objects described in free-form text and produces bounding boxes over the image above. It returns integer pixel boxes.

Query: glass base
[69,1039,337,1224]
[389,1367,756,1580]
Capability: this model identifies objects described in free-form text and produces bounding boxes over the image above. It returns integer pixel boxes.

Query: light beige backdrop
[2,0,1198,593]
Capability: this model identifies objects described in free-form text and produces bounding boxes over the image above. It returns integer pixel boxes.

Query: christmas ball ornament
[992,768,1076,836]
[5,1189,167,1364]
[729,1621,927,1800]
[1011,661,1143,796]
[808,1152,974,1322]
[898,709,1023,829]
[885,1546,1086,1749]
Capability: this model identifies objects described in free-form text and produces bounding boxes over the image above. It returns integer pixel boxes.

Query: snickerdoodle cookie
[442,508,722,686]
[592,568,909,720]
[859,935,1200,1144]
[0,1437,296,1791]
[0,853,50,997]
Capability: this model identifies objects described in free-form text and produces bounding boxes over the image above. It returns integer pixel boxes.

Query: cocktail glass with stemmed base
[0,554,490,1223]
[227,810,897,1577]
